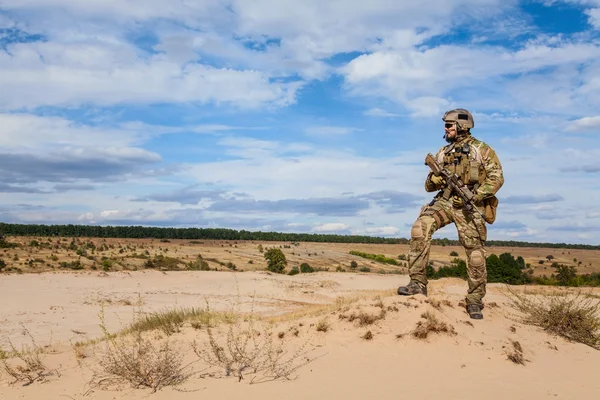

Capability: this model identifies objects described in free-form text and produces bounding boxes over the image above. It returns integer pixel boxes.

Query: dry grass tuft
[508,290,600,350]
[362,331,373,340]
[315,318,330,332]
[426,298,454,310]
[341,309,386,327]
[89,305,194,393]
[0,328,58,386]
[410,312,457,339]
[506,340,525,365]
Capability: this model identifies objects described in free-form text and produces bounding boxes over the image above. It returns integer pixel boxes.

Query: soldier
[397,109,504,320]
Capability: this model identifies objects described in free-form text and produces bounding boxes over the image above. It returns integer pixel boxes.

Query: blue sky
[1,0,600,244]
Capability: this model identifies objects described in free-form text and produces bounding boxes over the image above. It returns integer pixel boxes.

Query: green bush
[449,251,459,257]
[288,266,299,276]
[300,263,314,273]
[264,248,287,274]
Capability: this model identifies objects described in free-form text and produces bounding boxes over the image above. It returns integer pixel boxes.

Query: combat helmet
[442,108,474,131]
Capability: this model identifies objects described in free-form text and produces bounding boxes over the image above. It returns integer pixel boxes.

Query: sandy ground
[1,270,600,400]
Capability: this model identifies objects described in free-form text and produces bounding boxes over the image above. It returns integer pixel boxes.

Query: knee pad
[469,249,485,267]
[411,220,425,240]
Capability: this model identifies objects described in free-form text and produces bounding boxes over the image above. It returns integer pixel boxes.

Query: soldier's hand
[430,174,445,186]
[452,196,464,208]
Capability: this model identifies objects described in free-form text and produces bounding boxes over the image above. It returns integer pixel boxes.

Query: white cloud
[566,116,600,132]
[0,41,300,110]
[364,108,399,118]
[313,223,349,232]
[0,113,236,152]
[361,226,400,235]
[586,8,600,29]
[342,40,600,113]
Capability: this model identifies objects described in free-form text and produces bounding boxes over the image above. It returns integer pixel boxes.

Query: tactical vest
[441,139,486,194]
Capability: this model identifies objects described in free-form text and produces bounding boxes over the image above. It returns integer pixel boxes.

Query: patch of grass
[410,311,457,339]
[361,331,373,340]
[341,309,386,326]
[508,290,600,349]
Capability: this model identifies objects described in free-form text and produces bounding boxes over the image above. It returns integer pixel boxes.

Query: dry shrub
[346,310,384,326]
[89,306,194,393]
[508,290,600,350]
[425,298,453,310]
[193,309,317,383]
[315,318,330,332]
[411,311,457,339]
[506,340,525,365]
[362,331,373,340]
[0,326,58,386]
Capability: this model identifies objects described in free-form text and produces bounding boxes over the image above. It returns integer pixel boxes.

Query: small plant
[288,266,299,276]
[315,318,330,332]
[450,251,459,257]
[89,304,194,393]
[300,263,314,273]
[1,327,56,386]
[194,301,317,383]
[508,290,600,349]
[409,312,456,339]
[362,331,373,340]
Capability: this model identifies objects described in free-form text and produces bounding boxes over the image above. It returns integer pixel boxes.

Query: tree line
[1,222,599,250]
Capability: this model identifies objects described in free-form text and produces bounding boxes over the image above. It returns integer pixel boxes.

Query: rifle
[424,153,485,217]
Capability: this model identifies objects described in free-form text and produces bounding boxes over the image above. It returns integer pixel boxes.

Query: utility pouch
[483,196,499,224]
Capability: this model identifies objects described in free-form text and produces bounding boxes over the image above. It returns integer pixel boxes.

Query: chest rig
[441,139,485,199]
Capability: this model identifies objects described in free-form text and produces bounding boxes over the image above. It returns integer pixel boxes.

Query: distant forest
[1,222,599,250]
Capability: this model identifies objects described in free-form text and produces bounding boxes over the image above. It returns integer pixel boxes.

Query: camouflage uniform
[408,134,504,307]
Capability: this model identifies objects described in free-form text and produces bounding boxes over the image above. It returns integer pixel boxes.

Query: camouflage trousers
[407,197,488,306]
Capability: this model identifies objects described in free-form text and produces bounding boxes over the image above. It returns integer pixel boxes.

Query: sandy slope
[1,271,599,400]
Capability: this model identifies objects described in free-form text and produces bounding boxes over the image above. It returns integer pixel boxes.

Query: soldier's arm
[476,147,504,200]
[424,148,445,192]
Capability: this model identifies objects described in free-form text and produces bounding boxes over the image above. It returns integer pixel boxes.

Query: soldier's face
[444,122,457,141]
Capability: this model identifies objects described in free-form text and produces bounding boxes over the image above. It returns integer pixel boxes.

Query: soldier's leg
[454,211,487,317]
[407,214,437,286]
[399,202,452,296]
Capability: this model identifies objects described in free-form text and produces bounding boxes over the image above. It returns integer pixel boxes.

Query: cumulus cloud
[586,8,600,28]
[0,40,300,110]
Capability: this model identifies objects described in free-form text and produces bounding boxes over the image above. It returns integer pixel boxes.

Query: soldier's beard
[444,133,456,143]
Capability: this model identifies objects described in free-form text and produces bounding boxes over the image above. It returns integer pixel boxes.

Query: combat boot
[466,304,483,320]
[397,280,427,296]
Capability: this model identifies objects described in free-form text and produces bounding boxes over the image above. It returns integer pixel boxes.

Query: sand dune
[1,270,599,400]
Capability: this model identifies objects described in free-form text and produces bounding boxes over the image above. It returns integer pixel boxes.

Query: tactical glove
[430,174,445,186]
[452,196,464,208]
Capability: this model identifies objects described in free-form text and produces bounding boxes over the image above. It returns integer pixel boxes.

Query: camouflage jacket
[425,134,504,200]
